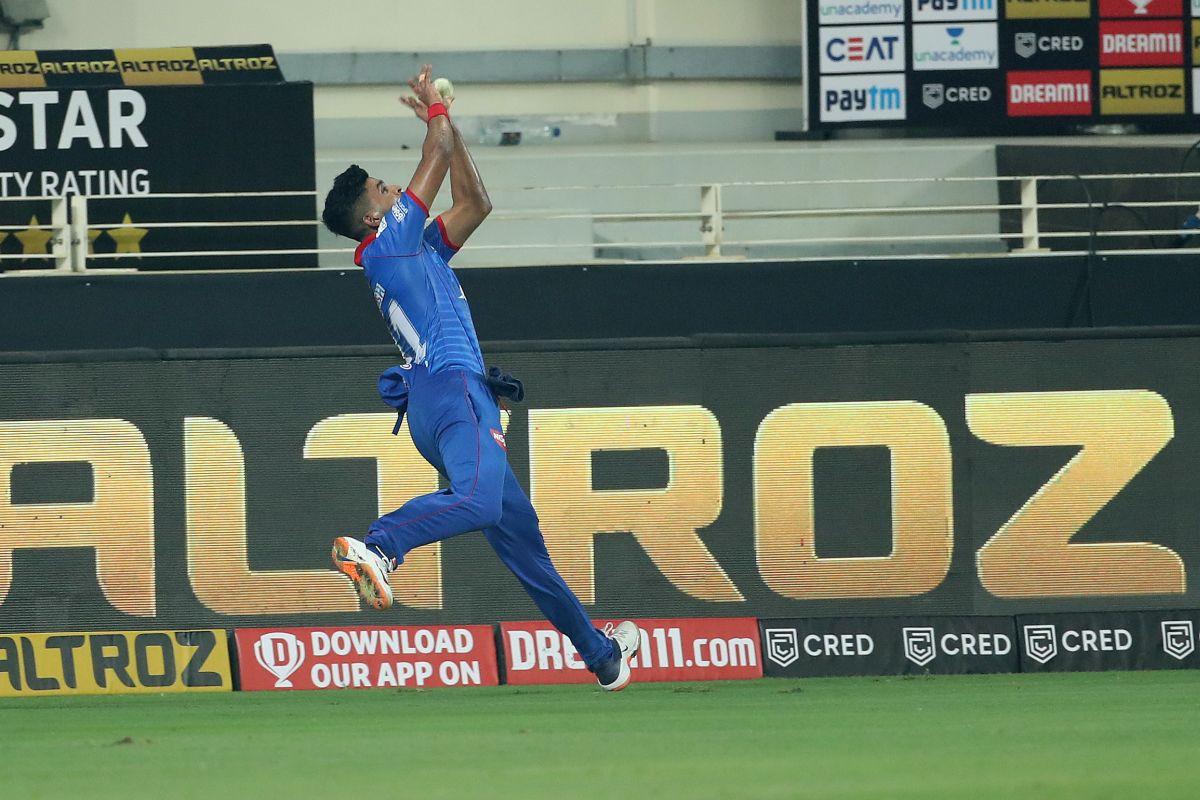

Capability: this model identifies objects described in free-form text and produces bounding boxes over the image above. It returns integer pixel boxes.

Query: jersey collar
[353,232,378,267]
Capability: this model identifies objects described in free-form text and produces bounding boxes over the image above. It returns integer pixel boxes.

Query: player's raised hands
[407,64,443,109]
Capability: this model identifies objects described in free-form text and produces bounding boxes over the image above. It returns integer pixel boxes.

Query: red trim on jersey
[353,232,377,267]
[404,189,429,214]
[435,216,461,251]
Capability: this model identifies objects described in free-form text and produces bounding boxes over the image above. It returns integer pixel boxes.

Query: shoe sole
[331,537,394,610]
[600,627,642,692]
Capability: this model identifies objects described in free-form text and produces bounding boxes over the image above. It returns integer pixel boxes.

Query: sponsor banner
[1006,69,1093,115]
[819,25,907,73]
[0,630,230,696]
[1100,20,1185,66]
[821,73,908,121]
[501,618,762,685]
[760,617,1017,677]
[1194,0,1200,14]
[0,82,316,270]
[1004,0,1092,18]
[1001,21,1093,68]
[819,0,906,25]
[912,22,1000,70]
[235,626,499,691]
[908,72,1004,122]
[912,0,999,22]
[1008,0,1094,17]
[1099,68,1186,113]
[1099,0,1183,17]
[1193,20,1200,60]
[1018,611,1200,671]
[1194,67,1200,112]
[0,45,283,88]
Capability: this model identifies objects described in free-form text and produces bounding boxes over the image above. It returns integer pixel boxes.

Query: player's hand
[400,92,454,122]
[407,64,443,110]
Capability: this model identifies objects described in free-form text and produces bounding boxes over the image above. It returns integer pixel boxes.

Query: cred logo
[1015,32,1086,58]
[902,627,1013,665]
[1160,620,1195,660]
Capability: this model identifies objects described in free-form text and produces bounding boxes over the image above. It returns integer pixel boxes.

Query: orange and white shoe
[331,536,395,610]
[596,621,642,692]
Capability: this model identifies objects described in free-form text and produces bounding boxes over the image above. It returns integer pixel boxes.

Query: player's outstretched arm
[400,83,492,248]
[404,64,453,211]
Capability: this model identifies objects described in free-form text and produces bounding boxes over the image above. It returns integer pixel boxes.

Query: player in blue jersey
[319,65,640,691]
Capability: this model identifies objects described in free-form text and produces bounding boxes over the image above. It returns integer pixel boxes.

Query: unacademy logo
[947,26,963,46]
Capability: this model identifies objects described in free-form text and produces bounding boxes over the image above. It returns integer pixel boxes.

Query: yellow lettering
[754,401,953,599]
[528,406,741,604]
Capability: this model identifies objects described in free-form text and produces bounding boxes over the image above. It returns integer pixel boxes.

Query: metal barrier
[3,171,1200,272]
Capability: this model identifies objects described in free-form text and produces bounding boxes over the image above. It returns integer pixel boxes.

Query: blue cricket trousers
[364,365,613,670]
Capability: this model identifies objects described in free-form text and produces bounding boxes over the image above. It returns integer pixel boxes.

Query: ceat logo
[1023,624,1058,664]
[1160,620,1195,660]
[826,34,901,62]
[902,627,937,666]
[819,26,906,73]
[254,632,305,688]
[764,628,800,667]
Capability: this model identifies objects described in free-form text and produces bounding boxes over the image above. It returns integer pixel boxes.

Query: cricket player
[320,66,640,691]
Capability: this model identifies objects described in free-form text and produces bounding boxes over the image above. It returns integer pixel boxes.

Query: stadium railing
[3,171,1200,273]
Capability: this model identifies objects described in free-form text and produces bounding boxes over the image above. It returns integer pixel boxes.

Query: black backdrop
[0,82,316,270]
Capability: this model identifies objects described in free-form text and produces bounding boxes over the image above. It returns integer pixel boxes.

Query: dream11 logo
[254,631,306,688]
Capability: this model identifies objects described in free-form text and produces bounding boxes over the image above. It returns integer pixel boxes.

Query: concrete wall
[22,0,806,144]
[23,0,802,51]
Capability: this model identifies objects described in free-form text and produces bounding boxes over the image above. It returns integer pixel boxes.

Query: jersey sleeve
[423,216,461,263]
[370,190,430,257]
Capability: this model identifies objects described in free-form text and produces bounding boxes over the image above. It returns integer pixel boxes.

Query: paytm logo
[820,25,906,73]
[912,22,1000,69]
[820,73,907,122]
[913,0,998,21]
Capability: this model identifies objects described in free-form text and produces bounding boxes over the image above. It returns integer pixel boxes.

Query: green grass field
[4,671,1198,799]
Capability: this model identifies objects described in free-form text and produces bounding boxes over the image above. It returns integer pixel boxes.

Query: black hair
[322,164,370,240]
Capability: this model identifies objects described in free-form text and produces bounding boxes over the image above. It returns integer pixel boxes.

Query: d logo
[902,627,936,667]
[254,632,306,688]
[1160,620,1195,661]
[1023,625,1058,665]
[923,83,945,109]
[764,628,799,668]
[1015,32,1036,59]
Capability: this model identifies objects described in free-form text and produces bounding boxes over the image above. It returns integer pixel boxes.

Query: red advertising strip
[1100,20,1184,65]
[1007,70,1093,116]
[234,625,499,691]
[1099,0,1181,16]
[501,617,763,686]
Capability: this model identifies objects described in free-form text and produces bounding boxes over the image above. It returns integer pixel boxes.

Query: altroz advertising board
[0,73,315,270]
[807,0,1200,131]
[0,629,232,696]
[2,335,1200,633]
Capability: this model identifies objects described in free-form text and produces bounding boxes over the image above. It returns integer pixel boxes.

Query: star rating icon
[13,215,54,259]
[107,213,148,255]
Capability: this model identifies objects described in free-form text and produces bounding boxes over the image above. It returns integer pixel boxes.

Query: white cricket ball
[434,77,454,101]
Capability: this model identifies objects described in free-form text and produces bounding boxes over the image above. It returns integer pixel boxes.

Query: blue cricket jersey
[354,190,485,375]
